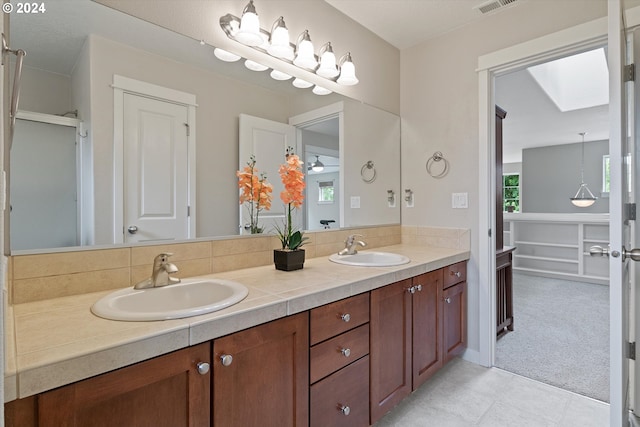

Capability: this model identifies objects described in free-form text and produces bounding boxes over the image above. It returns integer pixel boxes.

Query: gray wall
[522,140,609,213]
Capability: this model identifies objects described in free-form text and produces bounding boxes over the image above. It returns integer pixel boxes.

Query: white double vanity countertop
[5,243,469,401]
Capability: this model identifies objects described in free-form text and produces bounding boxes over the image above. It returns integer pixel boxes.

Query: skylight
[527,48,609,112]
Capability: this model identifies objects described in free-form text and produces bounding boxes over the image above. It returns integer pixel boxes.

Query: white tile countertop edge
[6,244,469,400]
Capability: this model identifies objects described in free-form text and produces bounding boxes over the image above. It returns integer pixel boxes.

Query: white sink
[91,278,249,321]
[329,251,410,267]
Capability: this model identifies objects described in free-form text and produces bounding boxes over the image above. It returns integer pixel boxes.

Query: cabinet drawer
[443,261,467,289]
[310,355,369,427]
[310,292,369,345]
[310,324,369,384]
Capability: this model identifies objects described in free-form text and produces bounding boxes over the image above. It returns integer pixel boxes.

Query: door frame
[477,5,640,421]
[112,75,197,244]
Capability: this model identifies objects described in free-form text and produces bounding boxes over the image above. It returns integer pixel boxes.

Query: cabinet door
[213,313,309,427]
[37,343,211,427]
[412,270,443,389]
[443,281,467,363]
[370,278,412,424]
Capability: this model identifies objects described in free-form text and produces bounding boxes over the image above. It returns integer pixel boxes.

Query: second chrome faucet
[338,234,367,255]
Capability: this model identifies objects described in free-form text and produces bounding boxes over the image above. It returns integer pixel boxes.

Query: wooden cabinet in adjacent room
[5,343,211,427]
[212,312,309,427]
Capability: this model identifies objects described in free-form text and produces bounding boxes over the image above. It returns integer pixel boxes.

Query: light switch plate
[452,192,468,209]
[350,196,361,209]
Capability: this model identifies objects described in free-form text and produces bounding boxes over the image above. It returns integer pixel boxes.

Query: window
[503,174,520,212]
[318,181,334,203]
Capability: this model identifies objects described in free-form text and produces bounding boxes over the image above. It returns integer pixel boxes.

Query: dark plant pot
[273,249,305,271]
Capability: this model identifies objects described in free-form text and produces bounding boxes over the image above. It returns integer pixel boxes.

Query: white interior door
[239,114,298,235]
[609,1,633,424]
[123,93,190,243]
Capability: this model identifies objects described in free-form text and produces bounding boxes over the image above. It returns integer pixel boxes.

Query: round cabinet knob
[196,362,210,375]
[452,271,461,277]
[338,405,351,416]
[444,297,451,304]
[341,313,351,323]
[220,354,233,366]
[127,225,138,234]
[406,286,415,294]
[341,348,351,357]
[415,284,423,292]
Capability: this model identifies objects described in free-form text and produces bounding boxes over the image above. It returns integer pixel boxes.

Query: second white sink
[91,278,249,321]
[329,251,410,267]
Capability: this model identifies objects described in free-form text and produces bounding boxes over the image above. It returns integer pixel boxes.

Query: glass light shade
[570,183,597,207]
[311,156,324,172]
[270,69,292,80]
[293,31,318,69]
[571,198,596,207]
[213,48,241,62]
[337,59,359,85]
[267,17,294,59]
[244,59,268,71]
[292,78,313,89]
[235,1,262,46]
[316,49,339,78]
[312,85,332,95]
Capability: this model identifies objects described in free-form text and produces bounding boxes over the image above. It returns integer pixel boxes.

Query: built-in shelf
[504,213,609,285]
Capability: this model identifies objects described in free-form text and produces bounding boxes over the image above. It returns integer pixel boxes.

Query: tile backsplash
[9,225,469,305]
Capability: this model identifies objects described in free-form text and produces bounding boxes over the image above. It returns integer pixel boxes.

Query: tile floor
[374,358,609,427]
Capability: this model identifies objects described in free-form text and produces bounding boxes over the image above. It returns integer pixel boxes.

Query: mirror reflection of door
[304,141,340,231]
[123,93,191,244]
[10,113,79,251]
[238,114,298,235]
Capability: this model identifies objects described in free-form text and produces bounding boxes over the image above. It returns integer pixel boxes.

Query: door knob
[589,245,609,257]
[622,247,640,261]
[127,225,138,234]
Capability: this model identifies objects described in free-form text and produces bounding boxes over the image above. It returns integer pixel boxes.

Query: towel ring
[361,160,377,183]
[426,151,449,178]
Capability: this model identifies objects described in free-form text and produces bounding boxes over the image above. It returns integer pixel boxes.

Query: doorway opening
[492,46,610,402]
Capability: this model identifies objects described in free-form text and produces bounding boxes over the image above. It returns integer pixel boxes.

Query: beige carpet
[495,273,609,402]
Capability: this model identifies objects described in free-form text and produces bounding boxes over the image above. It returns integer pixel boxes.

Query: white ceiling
[11,1,625,164]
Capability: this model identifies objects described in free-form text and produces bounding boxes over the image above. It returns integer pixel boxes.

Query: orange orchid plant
[237,155,273,234]
[276,147,308,250]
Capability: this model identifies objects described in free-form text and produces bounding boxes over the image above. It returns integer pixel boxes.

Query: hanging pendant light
[311,155,325,172]
[570,132,597,207]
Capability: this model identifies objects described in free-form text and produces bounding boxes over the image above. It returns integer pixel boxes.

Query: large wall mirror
[8,0,400,254]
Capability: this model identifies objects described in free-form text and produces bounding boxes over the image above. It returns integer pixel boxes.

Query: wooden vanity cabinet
[309,293,370,427]
[442,262,467,363]
[212,312,309,427]
[370,263,467,424]
[5,343,211,427]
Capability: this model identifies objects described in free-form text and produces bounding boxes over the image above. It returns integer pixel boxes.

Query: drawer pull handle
[444,297,451,304]
[220,354,233,366]
[338,404,351,416]
[341,348,351,357]
[196,362,210,375]
[341,313,351,322]
[451,271,461,278]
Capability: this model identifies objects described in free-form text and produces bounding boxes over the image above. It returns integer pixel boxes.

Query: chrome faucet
[134,253,181,289]
[338,234,366,255]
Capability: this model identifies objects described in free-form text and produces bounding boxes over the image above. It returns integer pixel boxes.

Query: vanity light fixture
[244,59,268,71]
[292,78,313,89]
[337,52,359,86]
[213,47,241,62]
[218,1,359,93]
[316,42,339,78]
[235,0,263,46]
[270,69,292,80]
[267,16,294,59]
[570,132,597,207]
[312,85,332,95]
